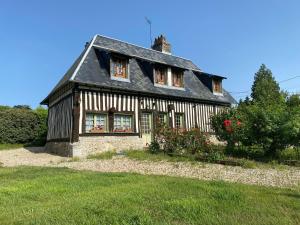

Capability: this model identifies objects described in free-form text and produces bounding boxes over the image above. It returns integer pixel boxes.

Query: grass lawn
[126,150,196,163]
[0,167,299,225]
[124,150,295,169]
[0,143,24,151]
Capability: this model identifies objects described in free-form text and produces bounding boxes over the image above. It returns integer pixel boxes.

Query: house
[41,34,236,157]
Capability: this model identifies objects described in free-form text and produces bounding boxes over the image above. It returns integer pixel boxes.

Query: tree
[13,105,31,110]
[286,94,300,108]
[0,105,10,110]
[251,64,283,105]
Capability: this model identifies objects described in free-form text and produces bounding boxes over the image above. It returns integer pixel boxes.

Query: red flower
[237,121,241,126]
[223,120,232,127]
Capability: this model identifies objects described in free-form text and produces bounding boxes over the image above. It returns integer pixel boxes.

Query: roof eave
[199,71,227,79]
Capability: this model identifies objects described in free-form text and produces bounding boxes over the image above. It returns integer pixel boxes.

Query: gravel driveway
[0,148,299,188]
[0,147,67,167]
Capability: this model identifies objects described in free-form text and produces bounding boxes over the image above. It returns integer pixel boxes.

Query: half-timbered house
[41,34,236,156]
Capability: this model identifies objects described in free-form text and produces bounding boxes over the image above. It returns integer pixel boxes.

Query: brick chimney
[151,35,171,54]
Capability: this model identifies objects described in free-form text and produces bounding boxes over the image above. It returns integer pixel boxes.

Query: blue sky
[0,0,299,108]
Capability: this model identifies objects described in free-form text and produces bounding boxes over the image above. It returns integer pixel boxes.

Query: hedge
[0,106,47,145]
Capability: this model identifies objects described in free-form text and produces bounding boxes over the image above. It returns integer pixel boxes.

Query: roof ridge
[94,34,196,63]
[70,35,98,81]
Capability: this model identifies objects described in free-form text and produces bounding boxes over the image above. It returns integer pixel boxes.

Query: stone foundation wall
[72,135,144,157]
[46,135,144,157]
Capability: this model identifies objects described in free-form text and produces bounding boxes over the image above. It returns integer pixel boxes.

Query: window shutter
[122,63,126,78]
[114,62,118,77]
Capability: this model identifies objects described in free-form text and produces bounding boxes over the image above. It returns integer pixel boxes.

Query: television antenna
[145,17,153,46]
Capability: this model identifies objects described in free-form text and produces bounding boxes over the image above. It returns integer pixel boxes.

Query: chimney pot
[151,35,171,54]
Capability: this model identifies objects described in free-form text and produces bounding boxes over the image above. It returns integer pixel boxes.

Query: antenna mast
[145,17,152,46]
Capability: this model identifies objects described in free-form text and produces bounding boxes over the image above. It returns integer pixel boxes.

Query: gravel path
[0,147,67,167]
[60,157,300,188]
[0,148,299,188]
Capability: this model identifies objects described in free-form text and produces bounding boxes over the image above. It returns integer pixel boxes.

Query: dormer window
[172,69,184,88]
[154,66,167,85]
[111,55,129,81]
[213,79,222,94]
[153,65,184,90]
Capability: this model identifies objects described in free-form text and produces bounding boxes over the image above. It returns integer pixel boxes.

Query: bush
[211,108,244,148]
[154,125,210,156]
[0,106,47,145]
[280,108,300,148]
[206,151,225,162]
[278,148,300,161]
[211,65,297,158]
[148,140,160,154]
[225,145,265,160]
[211,103,290,158]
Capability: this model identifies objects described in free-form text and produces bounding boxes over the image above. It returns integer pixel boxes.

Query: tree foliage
[286,94,300,108]
[212,64,300,158]
[251,64,284,105]
[13,105,32,110]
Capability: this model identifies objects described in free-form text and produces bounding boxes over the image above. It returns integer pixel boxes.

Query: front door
[141,112,153,146]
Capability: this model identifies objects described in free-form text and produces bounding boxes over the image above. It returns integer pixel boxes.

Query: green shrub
[211,103,291,158]
[206,151,225,162]
[148,140,160,154]
[210,65,300,158]
[278,147,300,161]
[154,125,210,156]
[225,145,265,160]
[239,159,257,169]
[211,108,244,148]
[0,106,47,145]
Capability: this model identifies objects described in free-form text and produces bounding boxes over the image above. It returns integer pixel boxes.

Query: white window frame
[212,78,223,96]
[153,66,185,91]
[85,113,108,133]
[110,56,130,83]
[113,114,134,133]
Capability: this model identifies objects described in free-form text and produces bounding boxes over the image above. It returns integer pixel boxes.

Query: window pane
[158,113,167,125]
[141,113,151,134]
[175,114,184,129]
[113,57,127,78]
[114,114,133,132]
[213,80,222,93]
[172,70,183,87]
[85,114,107,133]
[155,67,167,85]
[95,114,107,132]
[85,114,94,132]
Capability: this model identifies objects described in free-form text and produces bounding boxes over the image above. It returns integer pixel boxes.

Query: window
[141,113,152,134]
[175,113,184,129]
[172,70,184,87]
[85,113,107,133]
[213,79,222,93]
[111,56,128,79]
[154,67,167,85]
[113,114,133,132]
[157,113,168,125]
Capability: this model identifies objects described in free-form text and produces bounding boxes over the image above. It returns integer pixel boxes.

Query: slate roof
[41,34,236,105]
[93,35,201,72]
